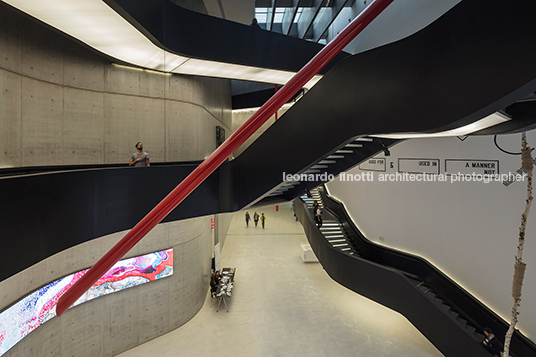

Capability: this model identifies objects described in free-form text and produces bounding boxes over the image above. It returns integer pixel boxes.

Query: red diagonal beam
[56,0,394,316]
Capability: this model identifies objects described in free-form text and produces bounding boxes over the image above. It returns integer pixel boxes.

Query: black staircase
[264,137,395,202]
[293,185,536,357]
[301,189,359,256]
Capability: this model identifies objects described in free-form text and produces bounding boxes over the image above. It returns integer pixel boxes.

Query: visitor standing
[245,212,250,227]
[129,142,150,167]
[254,212,259,227]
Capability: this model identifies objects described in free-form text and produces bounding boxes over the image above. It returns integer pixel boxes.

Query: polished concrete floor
[120,203,443,357]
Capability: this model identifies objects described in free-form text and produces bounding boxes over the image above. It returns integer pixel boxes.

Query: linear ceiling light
[172,58,322,88]
[112,63,174,76]
[232,102,297,114]
[371,112,511,139]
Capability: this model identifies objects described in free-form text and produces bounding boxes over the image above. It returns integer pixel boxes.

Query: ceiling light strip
[2,0,321,87]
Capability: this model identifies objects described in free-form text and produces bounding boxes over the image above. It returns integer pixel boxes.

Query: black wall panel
[0,165,220,282]
[107,0,349,73]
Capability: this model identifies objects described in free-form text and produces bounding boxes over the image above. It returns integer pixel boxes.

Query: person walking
[292,203,298,221]
[260,213,266,229]
[315,206,323,228]
[245,212,250,227]
[312,200,319,226]
[254,212,259,227]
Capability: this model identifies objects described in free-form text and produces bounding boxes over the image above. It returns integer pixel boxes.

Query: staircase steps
[303,189,361,257]
[263,136,377,200]
[302,188,497,353]
[408,277,484,342]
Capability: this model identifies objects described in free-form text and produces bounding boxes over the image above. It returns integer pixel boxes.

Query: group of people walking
[245,212,265,228]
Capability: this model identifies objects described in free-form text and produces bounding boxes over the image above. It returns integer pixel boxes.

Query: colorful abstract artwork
[0,248,173,356]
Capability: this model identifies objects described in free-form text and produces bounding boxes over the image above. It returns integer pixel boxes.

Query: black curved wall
[317,187,536,357]
[106,0,349,73]
[1,164,220,282]
[5,0,536,284]
[224,0,536,211]
[293,197,490,357]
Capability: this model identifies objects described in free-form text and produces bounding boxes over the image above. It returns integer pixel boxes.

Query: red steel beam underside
[56,0,394,316]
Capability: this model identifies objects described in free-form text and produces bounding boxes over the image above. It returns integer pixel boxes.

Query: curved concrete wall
[231,105,291,158]
[1,217,213,356]
[0,2,232,168]
[0,3,233,355]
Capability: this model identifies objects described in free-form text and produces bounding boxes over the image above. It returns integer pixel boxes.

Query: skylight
[255,7,293,24]
[255,7,268,23]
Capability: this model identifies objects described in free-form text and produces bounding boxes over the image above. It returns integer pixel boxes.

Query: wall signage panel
[359,157,386,172]
[398,158,439,174]
[445,159,499,175]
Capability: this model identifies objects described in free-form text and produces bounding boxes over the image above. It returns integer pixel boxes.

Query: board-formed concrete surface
[1,214,232,357]
[0,5,232,168]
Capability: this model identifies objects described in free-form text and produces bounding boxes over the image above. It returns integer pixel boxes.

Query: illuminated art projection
[0,248,173,356]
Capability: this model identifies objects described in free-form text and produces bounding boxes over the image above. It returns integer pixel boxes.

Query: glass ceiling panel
[295,8,304,23]
[255,8,268,23]
[255,6,308,25]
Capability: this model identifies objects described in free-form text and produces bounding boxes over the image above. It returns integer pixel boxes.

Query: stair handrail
[317,185,536,356]
[294,195,492,356]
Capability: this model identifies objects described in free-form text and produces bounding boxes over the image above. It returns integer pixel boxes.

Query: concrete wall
[215,212,234,249]
[0,3,236,355]
[0,4,232,168]
[231,105,291,158]
[325,133,536,340]
[1,217,213,357]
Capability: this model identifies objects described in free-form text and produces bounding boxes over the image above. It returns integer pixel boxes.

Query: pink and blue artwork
[0,248,173,356]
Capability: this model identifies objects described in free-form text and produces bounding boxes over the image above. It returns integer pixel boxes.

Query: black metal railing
[315,186,536,357]
[294,196,493,356]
